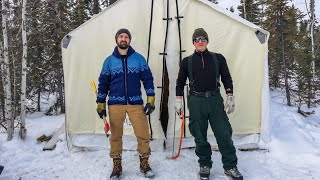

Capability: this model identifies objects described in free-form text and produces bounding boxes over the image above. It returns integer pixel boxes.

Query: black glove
[96,102,106,119]
[144,96,155,115]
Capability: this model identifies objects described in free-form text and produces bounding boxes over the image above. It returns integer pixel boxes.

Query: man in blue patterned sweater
[96,28,155,179]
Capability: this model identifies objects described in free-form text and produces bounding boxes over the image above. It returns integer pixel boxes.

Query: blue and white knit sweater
[96,46,155,105]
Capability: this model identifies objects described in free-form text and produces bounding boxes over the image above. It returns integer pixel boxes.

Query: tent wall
[62,0,270,147]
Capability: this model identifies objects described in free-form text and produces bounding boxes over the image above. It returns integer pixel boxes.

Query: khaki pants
[108,105,151,158]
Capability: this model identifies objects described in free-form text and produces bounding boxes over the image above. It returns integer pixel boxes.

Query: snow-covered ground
[1,90,320,180]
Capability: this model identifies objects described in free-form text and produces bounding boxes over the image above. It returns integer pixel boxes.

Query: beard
[117,41,129,49]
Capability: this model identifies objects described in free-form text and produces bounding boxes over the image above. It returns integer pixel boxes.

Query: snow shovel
[91,80,110,137]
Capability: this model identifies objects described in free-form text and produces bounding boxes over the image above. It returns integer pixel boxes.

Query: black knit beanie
[115,28,131,42]
[192,28,209,42]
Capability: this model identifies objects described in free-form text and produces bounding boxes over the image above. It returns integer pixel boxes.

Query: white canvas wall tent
[61,0,270,152]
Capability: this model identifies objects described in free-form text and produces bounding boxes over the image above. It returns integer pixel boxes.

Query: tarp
[62,0,270,149]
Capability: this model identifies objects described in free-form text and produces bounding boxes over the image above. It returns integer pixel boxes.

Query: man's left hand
[225,95,235,114]
[144,96,155,115]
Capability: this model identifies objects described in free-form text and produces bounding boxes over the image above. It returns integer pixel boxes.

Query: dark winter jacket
[97,46,155,105]
[176,49,233,96]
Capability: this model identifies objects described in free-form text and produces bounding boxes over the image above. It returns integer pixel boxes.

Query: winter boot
[139,156,155,178]
[224,166,243,180]
[110,157,122,180]
[199,166,211,180]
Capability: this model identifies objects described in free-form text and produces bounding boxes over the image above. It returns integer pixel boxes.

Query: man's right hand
[96,102,106,119]
[174,97,183,115]
[225,95,235,114]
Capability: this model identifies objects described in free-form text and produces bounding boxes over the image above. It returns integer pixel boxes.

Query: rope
[146,0,154,140]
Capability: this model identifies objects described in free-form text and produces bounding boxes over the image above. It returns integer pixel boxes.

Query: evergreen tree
[313,25,320,100]
[26,0,46,112]
[41,0,71,114]
[263,1,303,106]
[69,0,91,29]
[238,0,261,25]
[315,25,320,70]
[293,20,313,110]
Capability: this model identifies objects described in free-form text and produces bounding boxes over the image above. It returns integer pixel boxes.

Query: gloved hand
[225,95,235,114]
[96,102,107,119]
[144,96,155,115]
[174,97,183,115]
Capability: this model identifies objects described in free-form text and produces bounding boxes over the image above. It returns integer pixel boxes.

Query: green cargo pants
[188,93,237,170]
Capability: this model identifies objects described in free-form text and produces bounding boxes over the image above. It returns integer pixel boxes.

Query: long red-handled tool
[171,111,185,159]
[91,80,110,137]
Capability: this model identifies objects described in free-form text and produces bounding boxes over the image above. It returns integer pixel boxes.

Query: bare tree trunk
[1,100,5,122]
[20,0,27,140]
[310,0,315,76]
[59,76,65,113]
[305,0,315,108]
[2,0,14,141]
[307,79,311,107]
[309,0,316,106]
[280,9,291,106]
[37,87,41,111]
[242,0,247,19]
[0,37,6,123]
[12,53,16,120]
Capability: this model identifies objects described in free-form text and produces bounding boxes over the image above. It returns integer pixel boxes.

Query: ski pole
[91,80,110,137]
[171,111,185,159]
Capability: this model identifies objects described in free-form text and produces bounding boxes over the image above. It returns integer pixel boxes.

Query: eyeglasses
[193,37,207,43]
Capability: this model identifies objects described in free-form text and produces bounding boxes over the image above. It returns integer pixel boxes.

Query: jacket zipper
[124,57,128,104]
[201,53,204,69]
